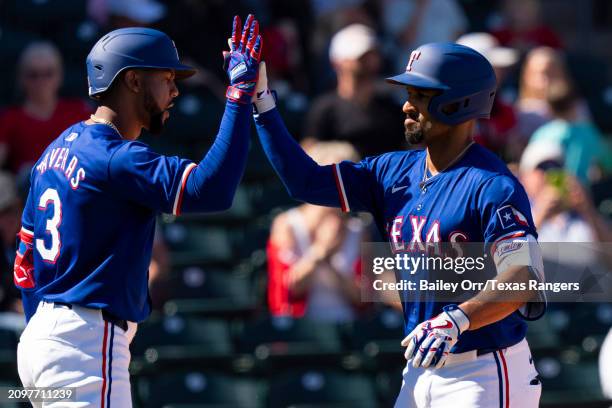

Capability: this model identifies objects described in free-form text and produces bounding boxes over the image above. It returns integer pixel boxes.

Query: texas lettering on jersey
[332,144,538,353]
[388,215,468,252]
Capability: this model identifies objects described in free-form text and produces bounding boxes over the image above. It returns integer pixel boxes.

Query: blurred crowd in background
[0,0,611,407]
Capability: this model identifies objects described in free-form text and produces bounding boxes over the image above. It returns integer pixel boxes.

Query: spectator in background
[0,173,23,317]
[456,32,520,158]
[0,42,92,176]
[529,82,612,185]
[303,24,405,157]
[515,47,590,143]
[489,0,562,52]
[87,0,166,29]
[381,0,468,73]
[267,142,366,323]
[107,0,166,28]
[519,141,612,243]
[309,1,375,95]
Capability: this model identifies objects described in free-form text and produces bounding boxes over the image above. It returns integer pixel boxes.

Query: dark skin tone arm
[460,267,538,330]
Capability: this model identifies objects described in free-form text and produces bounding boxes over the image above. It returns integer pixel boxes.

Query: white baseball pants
[394,338,541,408]
[17,301,137,407]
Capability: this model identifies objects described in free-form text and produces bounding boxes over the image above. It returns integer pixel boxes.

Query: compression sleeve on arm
[179,100,251,213]
[253,107,341,207]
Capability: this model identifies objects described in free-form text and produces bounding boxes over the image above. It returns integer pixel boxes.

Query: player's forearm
[459,265,536,330]
[254,108,341,207]
[181,101,251,212]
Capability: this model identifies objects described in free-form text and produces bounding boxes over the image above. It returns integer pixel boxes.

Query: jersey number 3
[36,188,62,263]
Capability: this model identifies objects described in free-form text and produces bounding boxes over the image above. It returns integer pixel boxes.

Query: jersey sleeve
[21,185,35,234]
[476,175,537,243]
[334,156,386,215]
[108,141,196,215]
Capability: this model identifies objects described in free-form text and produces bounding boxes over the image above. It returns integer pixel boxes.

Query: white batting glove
[402,304,470,369]
[252,61,276,114]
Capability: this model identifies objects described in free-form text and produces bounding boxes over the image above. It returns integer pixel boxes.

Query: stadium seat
[237,316,346,371]
[238,316,343,354]
[177,186,255,224]
[0,328,18,380]
[167,265,252,301]
[537,355,604,405]
[161,265,257,317]
[246,181,297,214]
[163,223,233,265]
[526,312,563,352]
[374,367,404,408]
[345,308,405,370]
[138,371,264,408]
[162,218,270,265]
[545,304,612,347]
[130,315,233,365]
[230,221,271,260]
[0,380,23,408]
[348,307,405,351]
[243,142,278,183]
[268,369,378,408]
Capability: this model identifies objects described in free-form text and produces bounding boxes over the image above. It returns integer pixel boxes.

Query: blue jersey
[19,122,196,322]
[333,144,537,352]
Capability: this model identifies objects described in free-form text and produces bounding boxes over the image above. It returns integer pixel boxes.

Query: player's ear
[122,70,142,94]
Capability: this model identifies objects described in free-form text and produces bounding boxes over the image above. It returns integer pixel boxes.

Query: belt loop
[101,310,128,332]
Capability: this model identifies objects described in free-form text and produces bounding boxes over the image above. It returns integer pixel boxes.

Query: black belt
[476,347,498,356]
[53,302,128,332]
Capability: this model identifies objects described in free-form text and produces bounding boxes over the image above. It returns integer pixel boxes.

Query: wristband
[443,304,470,334]
[253,88,276,114]
[226,85,255,104]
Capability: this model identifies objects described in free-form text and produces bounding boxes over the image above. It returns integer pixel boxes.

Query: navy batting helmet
[386,42,497,125]
[86,27,196,98]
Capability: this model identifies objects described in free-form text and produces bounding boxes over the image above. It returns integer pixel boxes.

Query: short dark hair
[546,82,578,118]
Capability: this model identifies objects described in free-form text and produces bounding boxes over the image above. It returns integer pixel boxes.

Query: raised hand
[223,14,263,104]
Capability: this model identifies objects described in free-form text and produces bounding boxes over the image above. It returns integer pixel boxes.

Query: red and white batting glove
[223,14,263,104]
[402,304,470,369]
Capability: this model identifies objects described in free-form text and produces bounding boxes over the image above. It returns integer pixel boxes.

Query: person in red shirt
[0,41,92,175]
[490,0,562,51]
[267,142,367,322]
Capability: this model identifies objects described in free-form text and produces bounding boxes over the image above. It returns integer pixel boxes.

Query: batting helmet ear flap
[428,82,497,125]
[387,42,497,125]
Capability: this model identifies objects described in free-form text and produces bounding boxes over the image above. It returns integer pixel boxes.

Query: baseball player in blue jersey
[251,43,546,407]
[13,16,262,407]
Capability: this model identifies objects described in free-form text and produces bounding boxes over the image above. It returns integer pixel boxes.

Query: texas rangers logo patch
[497,205,529,229]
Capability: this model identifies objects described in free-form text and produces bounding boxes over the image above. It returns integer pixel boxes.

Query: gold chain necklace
[90,114,120,134]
